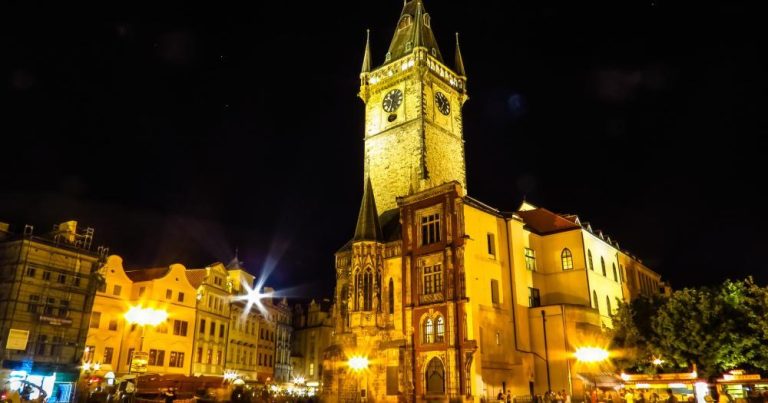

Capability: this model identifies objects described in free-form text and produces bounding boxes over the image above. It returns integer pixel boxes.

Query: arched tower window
[612,263,618,282]
[399,15,412,30]
[354,270,361,310]
[363,268,373,311]
[425,357,445,395]
[423,318,434,344]
[606,296,612,315]
[388,278,395,315]
[601,257,607,276]
[435,316,445,342]
[593,290,599,310]
[376,270,382,312]
[588,250,594,271]
[561,248,574,270]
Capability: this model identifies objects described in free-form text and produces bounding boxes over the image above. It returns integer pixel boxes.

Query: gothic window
[423,318,434,344]
[588,250,594,271]
[421,213,441,245]
[423,264,442,294]
[388,278,394,315]
[612,263,618,282]
[601,257,607,276]
[354,270,361,310]
[435,316,445,342]
[606,296,612,315]
[425,357,445,395]
[363,268,373,311]
[524,248,537,271]
[561,248,574,270]
[399,15,412,30]
[376,270,382,312]
[423,13,431,28]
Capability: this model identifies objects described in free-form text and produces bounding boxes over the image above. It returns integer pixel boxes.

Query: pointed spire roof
[386,0,443,64]
[454,32,466,77]
[361,29,372,73]
[353,177,383,242]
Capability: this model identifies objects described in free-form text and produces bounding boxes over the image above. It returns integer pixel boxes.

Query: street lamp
[348,355,369,401]
[574,347,609,363]
[124,306,168,394]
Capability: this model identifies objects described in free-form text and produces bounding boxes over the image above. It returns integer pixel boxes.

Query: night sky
[3,1,766,299]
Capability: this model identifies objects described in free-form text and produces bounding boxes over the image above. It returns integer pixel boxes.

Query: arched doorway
[425,357,445,395]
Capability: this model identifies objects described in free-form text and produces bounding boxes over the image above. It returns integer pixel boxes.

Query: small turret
[455,32,466,78]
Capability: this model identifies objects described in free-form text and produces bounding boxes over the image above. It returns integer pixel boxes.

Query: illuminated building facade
[0,221,104,402]
[187,263,230,376]
[271,297,292,383]
[291,299,332,386]
[324,1,667,402]
[226,266,261,381]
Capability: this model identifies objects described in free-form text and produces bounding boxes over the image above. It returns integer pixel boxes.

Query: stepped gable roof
[125,267,169,282]
[516,207,581,235]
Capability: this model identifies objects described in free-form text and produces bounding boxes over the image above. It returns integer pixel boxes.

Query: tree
[610,278,768,378]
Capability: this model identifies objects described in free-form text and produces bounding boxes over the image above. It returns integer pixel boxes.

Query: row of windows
[26,266,82,286]
[30,334,63,356]
[27,295,69,317]
[591,291,615,315]
[90,312,189,336]
[199,319,226,338]
[83,345,113,364]
[586,250,622,283]
[127,348,184,368]
[195,347,223,365]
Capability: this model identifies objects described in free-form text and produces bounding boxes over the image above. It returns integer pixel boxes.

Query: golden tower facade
[359,0,468,212]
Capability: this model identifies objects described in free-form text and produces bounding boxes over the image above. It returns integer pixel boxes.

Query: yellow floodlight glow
[348,355,369,372]
[124,306,168,326]
[575,347,609,363]
[652,357,665,366]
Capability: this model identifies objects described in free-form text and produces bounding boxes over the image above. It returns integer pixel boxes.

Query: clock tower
[359,0,468,212]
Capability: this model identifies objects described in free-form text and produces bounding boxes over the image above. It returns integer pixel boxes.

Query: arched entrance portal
[425,357,445,395]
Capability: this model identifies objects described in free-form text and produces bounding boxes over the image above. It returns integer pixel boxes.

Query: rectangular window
[420,213,442,245]
[487,233,496,257]
[166,289,172,299]
[103,347,114,364]
[210,321,216,336]
[96,280,106,292]
[43,271,51,281]
[178,292,185,302]
[138,287,146,297]
[52,337,62,357]
[44,297,55,315]
[169,351,184,368]
[216,350,222,365]
[57,274,66,284]
[200,320,206,334]
[524,248,537,271]
[422,264,443,294]
[108,319,118,331]
[197,347,203,363]
[529,287,541,307]
[83,345,95,362]
[90,312,101,329]
[59,300,69,317]
[27,294,40,313]
[113,284,122,296]
[491,279,500,304]
[36,335,47,355]
[219,324,225,338]
[173,320,188,336]
[26,266,36,277]
[309,363,314,376]
[207,349,213,364]
[149,349,165,366]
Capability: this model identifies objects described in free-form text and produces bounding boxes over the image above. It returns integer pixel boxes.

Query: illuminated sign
[130,352,149,373]
[6,329,30,350]
[39,316,73,326]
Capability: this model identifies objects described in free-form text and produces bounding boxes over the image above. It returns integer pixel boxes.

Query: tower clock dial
[435,91,451,115]
[382,89,403,113]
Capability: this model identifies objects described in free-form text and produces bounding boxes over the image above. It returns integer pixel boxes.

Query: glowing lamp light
[294,376,305,385]
[82,362,92,371]
[575,347,609,363]
[621,373,630,381]
[224,370,239,381]
[93,363,101,371]
[124,306,168,326]
[348,355,369,371]
[669,383,686,388]
[652,357,665,366]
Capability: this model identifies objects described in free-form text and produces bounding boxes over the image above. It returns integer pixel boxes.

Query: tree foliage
[610,277,768,378]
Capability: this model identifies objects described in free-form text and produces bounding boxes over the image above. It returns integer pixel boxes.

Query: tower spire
[353,177,383,242]
[386,0,443,64]
[361,29,371,74]
[455,32,466,77]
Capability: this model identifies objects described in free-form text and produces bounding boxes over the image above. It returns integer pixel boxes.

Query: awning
[576,372,624,387]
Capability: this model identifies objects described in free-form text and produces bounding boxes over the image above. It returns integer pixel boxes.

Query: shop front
[716,370,768,403]
[620,371,709,403]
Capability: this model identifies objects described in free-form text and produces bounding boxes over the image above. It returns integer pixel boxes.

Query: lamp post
[348,355,369,402]
[542,310,551,394]
[124,306,168,395]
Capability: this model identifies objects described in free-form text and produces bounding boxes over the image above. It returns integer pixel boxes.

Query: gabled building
[291,299,332,387]
[0,221,104,402]
[324,1,667,402]
[187,263,230,376]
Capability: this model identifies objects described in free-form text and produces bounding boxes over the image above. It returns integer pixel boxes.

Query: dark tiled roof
[125,267,169,282]
[380,208,402,242]
[516,208,581,235]
[185,269,206,288]
[353,178,383,242]
[386,0,443,65]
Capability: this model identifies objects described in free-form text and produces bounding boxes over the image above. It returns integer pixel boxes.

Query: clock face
[382,89,403,113]
[435,92,450,115]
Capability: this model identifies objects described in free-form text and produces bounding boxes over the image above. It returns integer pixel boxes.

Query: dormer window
[431,48,437,56]
[424,14,431,28]
[385,52,392,62]
[399,15,412,30]
[405,41,413,52]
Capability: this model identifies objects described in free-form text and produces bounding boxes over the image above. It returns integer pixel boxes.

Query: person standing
[666,389,679,403]
[626,389,636,403]
[163,386,176,403]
